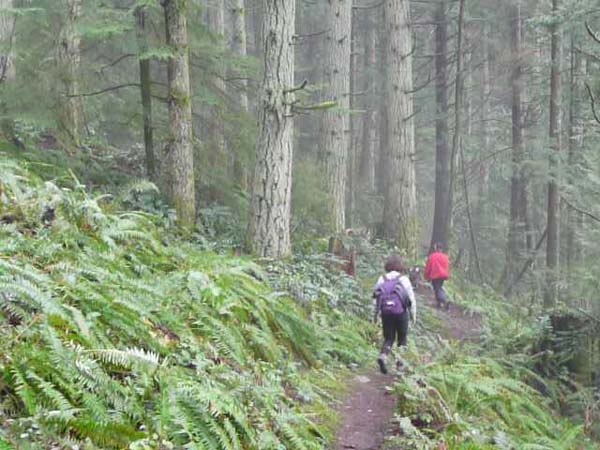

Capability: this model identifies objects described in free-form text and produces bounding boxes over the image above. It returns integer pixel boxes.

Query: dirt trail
[421,284,483,342]
[334,373,397,450]
[334,284,482,449]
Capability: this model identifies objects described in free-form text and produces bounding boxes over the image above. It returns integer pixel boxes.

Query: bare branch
[585,21,600,45]
[585,82,600,125]
[99,54,136,73]
[401,32,417,60]
[561,196,600,224]
[294,29,330,40]
[284,79,308,94]
[405,72,433,94]
[66,83,140,98]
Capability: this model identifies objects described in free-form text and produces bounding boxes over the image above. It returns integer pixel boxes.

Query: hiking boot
[377,355,388,374]
[444,301,451,311]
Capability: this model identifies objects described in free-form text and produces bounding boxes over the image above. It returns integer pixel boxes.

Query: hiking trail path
[334,284,482,450]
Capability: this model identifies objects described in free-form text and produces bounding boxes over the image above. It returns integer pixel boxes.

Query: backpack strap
[393,281,411,309]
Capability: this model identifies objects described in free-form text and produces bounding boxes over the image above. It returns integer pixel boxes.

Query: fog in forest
[1,0,600,447]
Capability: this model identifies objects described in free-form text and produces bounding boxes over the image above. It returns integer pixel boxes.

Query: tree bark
[382,0,416,253]
[447,0,465,252]
[249,0,263,58]
[58,0,84,145]
[134,6,155,181]
[359,15,378,194]
[544,0,562,308]
[566,35,585,270]
[321,0,352,233]
[205,0,227,171]
[477,19,491,207]
[229,0,250,189]
[346,7,359,229]
[506,2,528,285]
[0,0,15,83]
[163,0,196,226]
[230,0,249,112]
[248,0,295,258]
[430,0,450,250]
[0,0,16,141]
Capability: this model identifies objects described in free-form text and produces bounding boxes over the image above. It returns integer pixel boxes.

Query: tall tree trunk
[249,0,263,58]
[321,0,352,233]
[205,0,226,171]
[163,0,196,226]
[248,0,295,258]
[464,26,472,137]
[430,0,450,250]
[0,0,15,83]
[447,0,465,251]
[346,7,358,229]
[0,0,16,141]
[383,0,416,253]
[377,6,388,208]
[58,0,84,145]
[566,36,585,270]
[544,0,562,308]
[359,16,378,194]
[135,6,155,181]
[474,18,491,249]
[230,0,248,112]
[229,0,249,189]
[506,2,527,285]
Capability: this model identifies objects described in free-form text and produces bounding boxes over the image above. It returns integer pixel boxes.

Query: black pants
[380,312,409,356]
[432,279,448,306]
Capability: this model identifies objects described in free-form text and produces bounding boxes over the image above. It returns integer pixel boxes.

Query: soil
[333,283,482,449]
[334,373,397,450]
[420,283,483,342]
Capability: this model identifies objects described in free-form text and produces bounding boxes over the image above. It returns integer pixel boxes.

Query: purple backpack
[376,278,409,316]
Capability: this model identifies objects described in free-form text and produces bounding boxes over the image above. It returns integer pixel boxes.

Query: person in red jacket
[425,243,451,310]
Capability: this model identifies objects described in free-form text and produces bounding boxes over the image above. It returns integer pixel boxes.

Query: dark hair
[384,255,405,273]
[432,242,444,252]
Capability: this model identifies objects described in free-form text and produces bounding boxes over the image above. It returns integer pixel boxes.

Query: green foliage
[292,159,334,237]
[0,154,370,449]
[389,351,594,449]
[378,277,599,449]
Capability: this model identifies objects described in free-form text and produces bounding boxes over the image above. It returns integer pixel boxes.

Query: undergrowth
[379,280,599,449]
[0,154,371,449]
[2,149,597,450]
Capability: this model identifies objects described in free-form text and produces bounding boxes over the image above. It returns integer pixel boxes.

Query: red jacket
[425,251,450,281]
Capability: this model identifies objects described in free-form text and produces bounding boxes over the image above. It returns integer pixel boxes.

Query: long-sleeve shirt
[372,271,417,322]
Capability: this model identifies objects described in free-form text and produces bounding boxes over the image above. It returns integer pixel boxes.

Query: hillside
[1,151,598,449]
[0,152,372,449]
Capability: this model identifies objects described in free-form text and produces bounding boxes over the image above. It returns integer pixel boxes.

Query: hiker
[425,243,450,310]
[372,255,416,374]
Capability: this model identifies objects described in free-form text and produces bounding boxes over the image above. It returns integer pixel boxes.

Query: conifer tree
[383,0,417,252]
[321,0,352,233]
[248,0,296,258]
[163,0,196,226]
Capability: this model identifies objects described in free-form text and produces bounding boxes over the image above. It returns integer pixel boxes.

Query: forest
[0,0,600,448]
